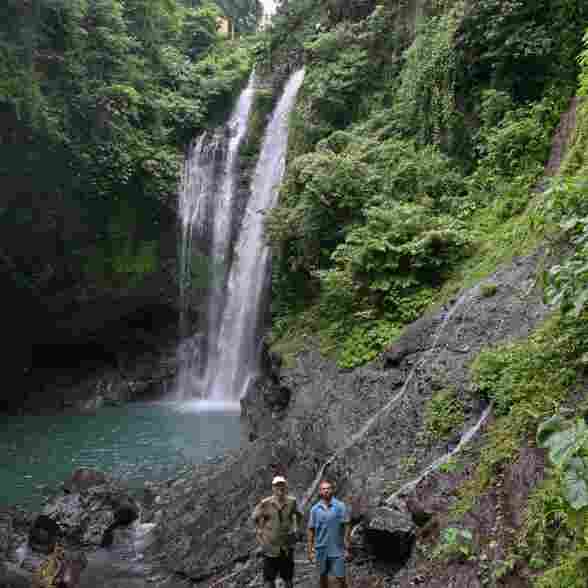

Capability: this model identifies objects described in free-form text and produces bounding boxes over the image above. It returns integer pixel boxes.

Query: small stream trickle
[301,285,492,511]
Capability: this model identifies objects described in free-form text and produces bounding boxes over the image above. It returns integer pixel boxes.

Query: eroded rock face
[144,249,551,587]
[241,342,293,441]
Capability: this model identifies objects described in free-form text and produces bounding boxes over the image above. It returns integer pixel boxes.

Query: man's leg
[331,556,347,588]
[263,555,278,588]
[280,551,295,588]
[316,550,329,588]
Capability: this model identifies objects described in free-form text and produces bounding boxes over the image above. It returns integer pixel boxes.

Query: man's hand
[344,547,351,561]
[307,548,315,563]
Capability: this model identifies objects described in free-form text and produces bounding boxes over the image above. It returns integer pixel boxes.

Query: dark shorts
[263,551,295,582]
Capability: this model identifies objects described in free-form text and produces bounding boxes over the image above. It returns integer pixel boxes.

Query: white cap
[272,475,287,485]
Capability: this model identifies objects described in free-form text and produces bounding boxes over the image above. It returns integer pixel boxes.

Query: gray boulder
[360,502,415,564]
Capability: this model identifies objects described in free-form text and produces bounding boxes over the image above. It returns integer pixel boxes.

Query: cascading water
[176,68,305,404]
[176,73,256,401]
[207,68,306,401]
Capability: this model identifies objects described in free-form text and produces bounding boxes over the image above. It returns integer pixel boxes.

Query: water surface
[0,402,241,509]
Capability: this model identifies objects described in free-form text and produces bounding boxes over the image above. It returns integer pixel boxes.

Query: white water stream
[301,286,491,511]
[176,69,305,402]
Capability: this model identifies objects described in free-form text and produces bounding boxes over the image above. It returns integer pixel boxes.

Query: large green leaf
[537,415,567,446]
[542,419,588,467]
[563,457,588,510]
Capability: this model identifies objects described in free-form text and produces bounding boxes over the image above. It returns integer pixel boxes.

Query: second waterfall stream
[176,68,306,405]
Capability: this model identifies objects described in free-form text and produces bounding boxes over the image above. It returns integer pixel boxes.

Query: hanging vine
[393,1,464,151]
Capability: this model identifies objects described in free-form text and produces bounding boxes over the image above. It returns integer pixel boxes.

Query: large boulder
[42,471,139,548]
[361,502,415,564]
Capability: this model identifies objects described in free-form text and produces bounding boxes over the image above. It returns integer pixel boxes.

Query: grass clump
[424,387,466,442]
[480,283,498,298]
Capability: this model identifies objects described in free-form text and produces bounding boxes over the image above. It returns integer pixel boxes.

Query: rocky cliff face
[141,246,551,587]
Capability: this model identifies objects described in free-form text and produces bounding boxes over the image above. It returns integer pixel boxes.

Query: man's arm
[252,502,265,545]
[343,522,352,559]
[307,527,316,562]
[342,502,352,559]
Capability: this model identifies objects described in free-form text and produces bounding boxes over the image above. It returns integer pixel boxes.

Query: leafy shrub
[392,8,463,153]
[518,414,588,588]
[472,324,577,418]
[303,25,376,131]
[454,0,587,104]
[466,93,562,210]
[537,416,588,510]
[334,320,401,369]
[580,28,588,97]
[434,527,475,562]
[536,176,588,317]
[424,387,466,442]
[330,203,472,308]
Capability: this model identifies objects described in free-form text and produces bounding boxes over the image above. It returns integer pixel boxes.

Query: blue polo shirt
[308,498,350,558]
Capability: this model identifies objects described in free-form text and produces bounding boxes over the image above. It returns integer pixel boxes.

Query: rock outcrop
[143,247,550,587]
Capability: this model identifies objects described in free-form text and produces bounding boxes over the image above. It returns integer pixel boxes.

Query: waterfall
[176,68,305,403]
[176,73,256,400]
[207,68,305,401]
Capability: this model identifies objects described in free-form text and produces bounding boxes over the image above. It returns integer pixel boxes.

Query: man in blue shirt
[307,479,351,588]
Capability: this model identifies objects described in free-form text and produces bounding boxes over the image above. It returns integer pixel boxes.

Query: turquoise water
[0,402,241,509]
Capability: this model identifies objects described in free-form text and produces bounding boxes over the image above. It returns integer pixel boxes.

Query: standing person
[307,479,351,588]
[252,475,303,588]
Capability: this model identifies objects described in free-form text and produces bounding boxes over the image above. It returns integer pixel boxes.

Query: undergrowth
[451,313,588,517]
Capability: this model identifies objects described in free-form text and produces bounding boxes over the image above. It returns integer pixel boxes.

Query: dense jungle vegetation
[260,1,588,585]
[4,0,588,584]
[0,0,257,384]
[264,0,588,368]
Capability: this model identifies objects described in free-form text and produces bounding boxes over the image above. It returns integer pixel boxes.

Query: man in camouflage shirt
[252,476,303,588]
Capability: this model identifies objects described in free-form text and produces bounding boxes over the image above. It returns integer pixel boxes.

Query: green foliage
[331,204,471,304]
[453,314,588,519]
[0,0,253,309]
[240,87,275,165]
[535,173,588,318]
[393,6,463,152]
[454,0,588,104]
[471,320,578,417]
[538,416,588,510]
[424,387,466,442]
[303,26,374,131]
[330,319,401,369]
[579,29,588,97]
[465,92,563,212]
[517,410,588,588]
[434,527,475,562]
[480,283,497,298]
[560,99,588,177]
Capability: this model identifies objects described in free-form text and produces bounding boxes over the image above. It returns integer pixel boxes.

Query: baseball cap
[272,475,287,485]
